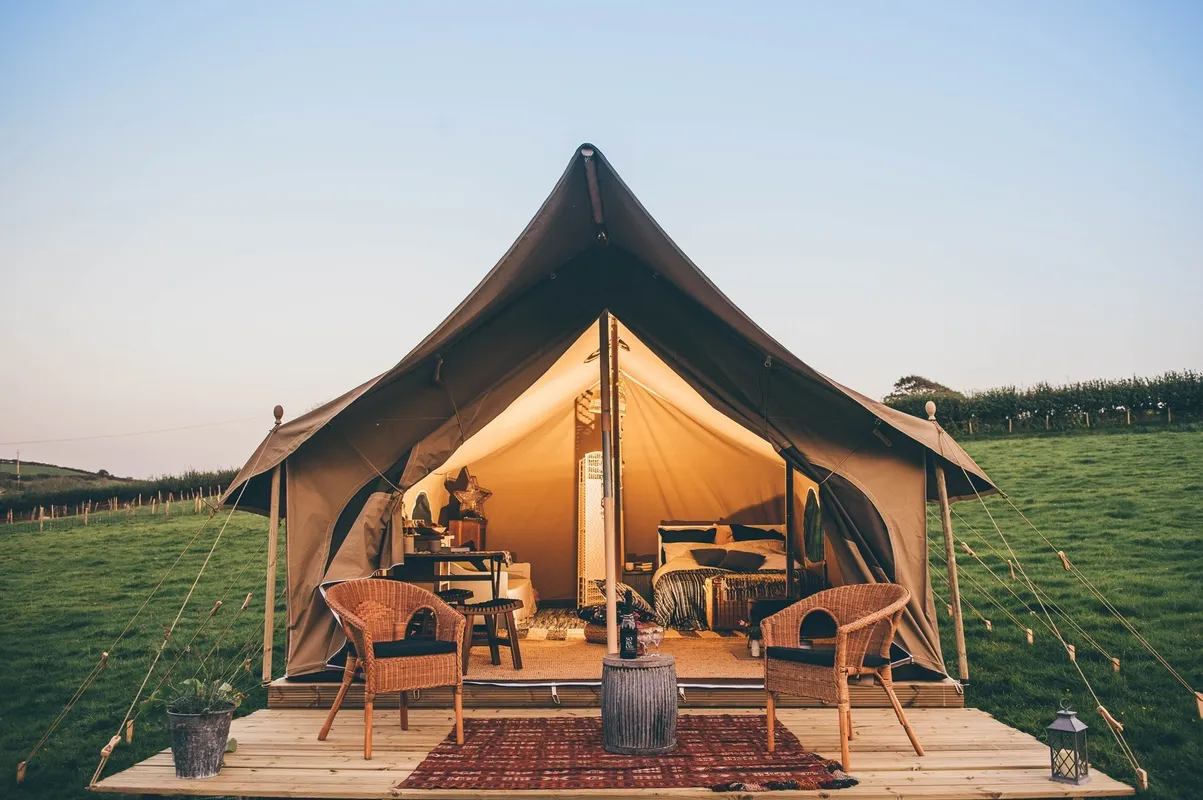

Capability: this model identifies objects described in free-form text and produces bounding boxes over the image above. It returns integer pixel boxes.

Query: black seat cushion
[371,638,458,659]
[766,646,889,668]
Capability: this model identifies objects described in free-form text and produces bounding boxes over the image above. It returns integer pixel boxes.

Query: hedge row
[884,371,1203,432]
[0,468,240,517]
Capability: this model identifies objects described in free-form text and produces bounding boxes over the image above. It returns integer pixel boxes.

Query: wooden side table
[448,518,487,550]
[601,654,677,754]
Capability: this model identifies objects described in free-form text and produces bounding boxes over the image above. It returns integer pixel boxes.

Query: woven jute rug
[398,713,856,792]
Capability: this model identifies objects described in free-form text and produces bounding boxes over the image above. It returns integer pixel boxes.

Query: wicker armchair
[761,584,923,770]
[317,579,466,759]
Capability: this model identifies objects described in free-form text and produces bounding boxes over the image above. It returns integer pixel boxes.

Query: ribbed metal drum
[601,653,678,754]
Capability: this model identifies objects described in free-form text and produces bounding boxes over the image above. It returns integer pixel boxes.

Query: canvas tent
[223,144,996,679]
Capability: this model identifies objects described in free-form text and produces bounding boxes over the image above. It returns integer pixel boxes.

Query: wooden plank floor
[92,707,1133,799]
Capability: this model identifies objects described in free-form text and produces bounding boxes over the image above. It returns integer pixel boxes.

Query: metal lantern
[1047,700,1090,785]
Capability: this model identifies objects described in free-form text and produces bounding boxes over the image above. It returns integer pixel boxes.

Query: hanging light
[1047,700,1090,785]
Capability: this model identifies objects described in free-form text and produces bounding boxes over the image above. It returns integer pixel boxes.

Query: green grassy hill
[0,459,111,478]
[0,429,1198,799]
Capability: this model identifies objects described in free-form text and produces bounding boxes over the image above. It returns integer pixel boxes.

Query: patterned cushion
[592,579,655,615]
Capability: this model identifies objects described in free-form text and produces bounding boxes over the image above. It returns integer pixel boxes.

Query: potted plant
[143,678,244,779]
[740,620,763,657]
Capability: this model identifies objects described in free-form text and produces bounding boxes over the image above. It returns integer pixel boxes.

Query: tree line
[883,371,1202,434]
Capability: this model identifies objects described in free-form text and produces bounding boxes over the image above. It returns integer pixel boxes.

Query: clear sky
[1,1,1200,478]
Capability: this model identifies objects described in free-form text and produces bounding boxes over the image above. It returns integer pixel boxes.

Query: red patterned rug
[398,714,856,791]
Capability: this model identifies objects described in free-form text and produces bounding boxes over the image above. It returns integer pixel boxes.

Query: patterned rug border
[398,713,856,792]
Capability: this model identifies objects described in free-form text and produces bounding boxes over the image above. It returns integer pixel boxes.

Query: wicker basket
[584,624,608,644]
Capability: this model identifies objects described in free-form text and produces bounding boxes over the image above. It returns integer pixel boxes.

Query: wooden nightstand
[622,569,654,604]
[448,518,487,551]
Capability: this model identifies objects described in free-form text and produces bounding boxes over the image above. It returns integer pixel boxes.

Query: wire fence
[1,489,222,534]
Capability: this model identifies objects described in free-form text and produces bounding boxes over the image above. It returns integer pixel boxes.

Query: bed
[652,522,824,630]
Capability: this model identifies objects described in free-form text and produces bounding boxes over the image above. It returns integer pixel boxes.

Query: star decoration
[452,474,492,519]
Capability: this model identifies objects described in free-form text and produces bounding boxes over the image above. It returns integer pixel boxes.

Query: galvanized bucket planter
[167,706,234,779]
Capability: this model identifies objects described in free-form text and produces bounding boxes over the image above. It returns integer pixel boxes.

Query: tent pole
[609,315,624,581]
[927,402,969,684]
[263,406,283,684]
[598,312,618,654]
[784,464,796,599]
[263,462,282,684]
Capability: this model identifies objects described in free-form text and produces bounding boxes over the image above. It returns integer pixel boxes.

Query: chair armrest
[430,600,466,646]
[337,609,377,666]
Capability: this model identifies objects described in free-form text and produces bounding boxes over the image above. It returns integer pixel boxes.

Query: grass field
[0,429,1199,799]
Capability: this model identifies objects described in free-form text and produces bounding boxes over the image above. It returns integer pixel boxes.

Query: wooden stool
[436,588,474,607]
[461,598,523,673]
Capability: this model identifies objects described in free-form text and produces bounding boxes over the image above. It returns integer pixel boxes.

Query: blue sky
[1,1,1200,477]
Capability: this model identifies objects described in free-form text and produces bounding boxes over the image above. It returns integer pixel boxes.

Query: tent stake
[263,406,283,684]
[928,402,969,684]
[598,313,618,654]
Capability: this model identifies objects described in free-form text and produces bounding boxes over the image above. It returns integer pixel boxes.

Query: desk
[389,551,507,600]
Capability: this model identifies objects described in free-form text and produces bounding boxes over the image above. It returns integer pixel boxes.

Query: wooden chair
[318,580,465,759]
[761,584,924,771]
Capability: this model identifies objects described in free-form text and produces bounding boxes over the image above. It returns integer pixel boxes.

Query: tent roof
[225,144,993,511]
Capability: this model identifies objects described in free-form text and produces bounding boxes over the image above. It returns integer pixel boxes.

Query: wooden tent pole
[784,464,796,599]
[927,401,969,683]
[598,312,619,654]
[610,314,624,580]
[263,405,284,684]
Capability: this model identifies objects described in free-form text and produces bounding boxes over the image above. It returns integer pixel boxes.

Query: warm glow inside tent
[223,144,996,679]
[401,323,821,603]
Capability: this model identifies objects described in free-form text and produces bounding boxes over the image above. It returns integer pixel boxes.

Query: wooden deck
[269,676,965,709]
[92,707,1133,799]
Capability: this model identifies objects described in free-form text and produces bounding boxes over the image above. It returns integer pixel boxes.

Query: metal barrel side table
[600,653,678,754]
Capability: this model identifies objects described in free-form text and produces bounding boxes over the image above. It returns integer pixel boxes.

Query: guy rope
[930,420,1150,790]
[82,429,274,788]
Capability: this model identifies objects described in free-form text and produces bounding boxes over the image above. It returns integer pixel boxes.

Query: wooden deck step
[269,677,965,709]
[92,707,1133,799]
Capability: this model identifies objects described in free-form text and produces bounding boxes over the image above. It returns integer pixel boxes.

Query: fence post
[1127,408,1131,425]
[1085,411,1090,428]
[84,506,88,525]
[39,507,44,532]
[1168,406,1173,424]
[1008,418,1013,434]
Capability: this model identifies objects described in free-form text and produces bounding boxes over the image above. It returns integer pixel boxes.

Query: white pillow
[662,541,703,564]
